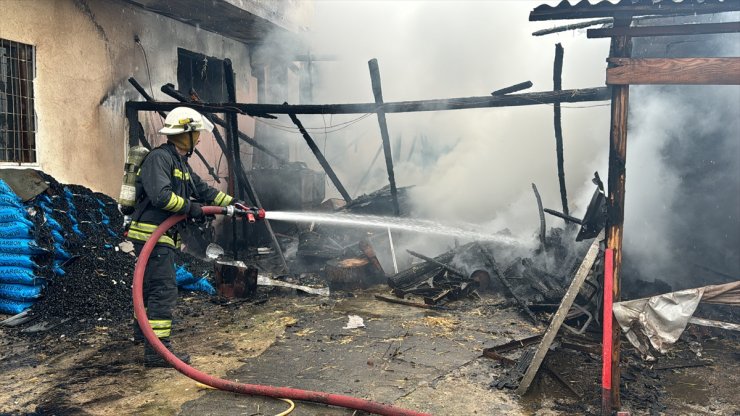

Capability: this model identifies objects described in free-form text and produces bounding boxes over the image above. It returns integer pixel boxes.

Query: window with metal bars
[0,39,36,163]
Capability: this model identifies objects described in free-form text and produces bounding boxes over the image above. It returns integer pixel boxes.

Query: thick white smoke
[299,1,611,240]
[277,2,740,286]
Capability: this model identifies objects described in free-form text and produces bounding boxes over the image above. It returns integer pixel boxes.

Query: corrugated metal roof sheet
[530,0,740,21]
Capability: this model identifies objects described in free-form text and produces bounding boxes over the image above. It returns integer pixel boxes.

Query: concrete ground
[0,287,737,415]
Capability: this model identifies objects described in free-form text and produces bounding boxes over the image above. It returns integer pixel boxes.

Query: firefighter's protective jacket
[127,142,232,248]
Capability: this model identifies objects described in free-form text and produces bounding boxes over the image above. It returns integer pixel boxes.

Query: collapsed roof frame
[126,85,610,214]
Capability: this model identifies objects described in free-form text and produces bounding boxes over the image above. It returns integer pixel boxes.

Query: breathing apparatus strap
[186,131,194,158]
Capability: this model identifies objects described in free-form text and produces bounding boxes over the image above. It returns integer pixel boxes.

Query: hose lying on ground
[133,206,430,416]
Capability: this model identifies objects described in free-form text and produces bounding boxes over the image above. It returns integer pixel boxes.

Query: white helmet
[158,107,214,136]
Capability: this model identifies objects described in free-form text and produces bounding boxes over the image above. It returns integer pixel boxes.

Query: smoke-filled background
[260,2,739,295]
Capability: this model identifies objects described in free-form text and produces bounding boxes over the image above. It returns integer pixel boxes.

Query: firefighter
[128,107,235,367]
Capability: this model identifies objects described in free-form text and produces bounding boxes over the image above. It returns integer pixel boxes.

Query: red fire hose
[133,206,430,416]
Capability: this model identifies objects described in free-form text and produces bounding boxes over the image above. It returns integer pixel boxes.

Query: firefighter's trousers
[133,243,177,339]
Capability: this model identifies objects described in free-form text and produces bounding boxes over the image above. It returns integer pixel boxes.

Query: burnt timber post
[224,61,289,272]
[553,43,569,216]
[532,183,546,250]
[223,59,242,258]
[368,59,401,216]
[605,15,632,412]
[287,109,353,203]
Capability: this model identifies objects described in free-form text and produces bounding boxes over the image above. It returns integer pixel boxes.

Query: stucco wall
[0,0,258,197]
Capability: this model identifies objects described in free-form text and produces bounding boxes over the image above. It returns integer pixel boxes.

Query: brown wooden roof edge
[530,0,740,21]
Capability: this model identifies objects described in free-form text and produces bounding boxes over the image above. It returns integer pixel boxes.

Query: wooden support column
[553,43,569,216]
[223,59,241,258]
[368,58,401,216]
[605,16,632,412]
[224,60,289,271]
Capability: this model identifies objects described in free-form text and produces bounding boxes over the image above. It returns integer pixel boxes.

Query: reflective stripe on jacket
[128,143,233,247]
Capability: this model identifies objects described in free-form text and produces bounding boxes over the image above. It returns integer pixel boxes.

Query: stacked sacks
[0,180,45,315]
[0,172,220,330]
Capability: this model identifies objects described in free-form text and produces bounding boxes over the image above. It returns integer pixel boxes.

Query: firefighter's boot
[144,338,191,368]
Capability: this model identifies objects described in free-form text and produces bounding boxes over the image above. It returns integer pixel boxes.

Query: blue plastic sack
[37,202,53,215]
[0,194,22,208]
[181,277,216,295]
[175,265,199,286]
[44,215,63,233]
[36,193,52,205]
[0,267,44,286]
[53,243,71,260]
[0,179,14,195]
[0,207,33,227]
[71,223,84,237]
[53,261,66,276]
[51,229,65,243]
[0,224,32,239]
[0,298,33,315]
[0,254,37,269]
[0,283,42,301]
[0,239,45,255]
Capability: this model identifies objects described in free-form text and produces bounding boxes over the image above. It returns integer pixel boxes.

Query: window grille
[0,39,36,163]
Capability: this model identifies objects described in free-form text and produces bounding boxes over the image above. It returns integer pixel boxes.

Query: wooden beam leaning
[126,87,611,116]
[287,110,353,203]
[607,58,740,85]
[368,59,400,216]
[515,234,602,395]
[588,21,740,38]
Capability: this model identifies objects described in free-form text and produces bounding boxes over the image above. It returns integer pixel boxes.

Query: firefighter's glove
[188,202,204,219]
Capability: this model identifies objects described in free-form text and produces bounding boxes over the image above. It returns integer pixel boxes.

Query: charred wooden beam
[224,60,241,259]
[532,183,546,251]
[543,208,582,225]
[477,244,539,325]
[127,87,611,115]
[491,81,533,96]
[287,110,353,203]
[374,294,450,310]
[515,235,602,396]
[533,18,613,36]
[406,249,466,278]
[588,21,740,38]
[160,83,287,164]
[552,43,569,216]
[388,251,455,289]
[607,58,740,85]
[128,77,166,118]
[484,334,543,354]
[532,15,659,37]
[368,59,400,216]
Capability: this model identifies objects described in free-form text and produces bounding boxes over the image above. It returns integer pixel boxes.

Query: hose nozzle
[231,203,266,223]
